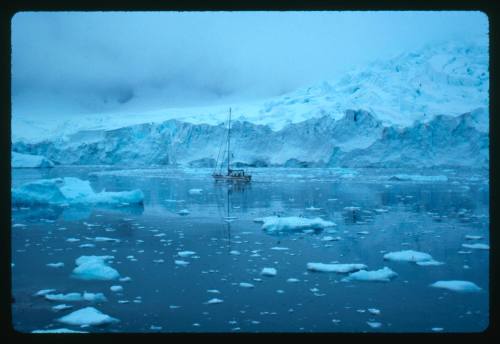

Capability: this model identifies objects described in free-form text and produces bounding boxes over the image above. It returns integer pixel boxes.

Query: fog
[12,11,488,119]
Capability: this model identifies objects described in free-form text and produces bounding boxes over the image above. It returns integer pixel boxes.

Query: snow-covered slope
[11,39,489,169]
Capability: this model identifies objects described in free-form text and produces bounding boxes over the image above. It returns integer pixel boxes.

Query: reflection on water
[11,167,489,333]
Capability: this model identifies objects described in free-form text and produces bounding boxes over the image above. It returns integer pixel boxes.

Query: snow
[72,255,120,281]
[12,151,54,168]
[462,243,489,250]
[307,263,367,273]
[383,250,443,266]
[430,280,482,292]
[342,267,398,282]
[261,268,277,276]
[259,216,335,232]
[56,307,119,326]
[12,177,144,207]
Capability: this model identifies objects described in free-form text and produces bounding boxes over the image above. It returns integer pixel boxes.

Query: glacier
[11,151,54,168]
[11,40,488,169]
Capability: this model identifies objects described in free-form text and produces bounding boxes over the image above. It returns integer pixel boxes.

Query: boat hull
[212,174,252,183]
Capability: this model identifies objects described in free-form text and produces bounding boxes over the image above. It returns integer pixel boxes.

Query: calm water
[11,167,489,333]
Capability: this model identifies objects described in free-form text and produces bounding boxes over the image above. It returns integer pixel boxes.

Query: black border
[1,0,497,342]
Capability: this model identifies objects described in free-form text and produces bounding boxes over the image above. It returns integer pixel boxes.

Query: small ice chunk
[286,278,300,283]
[47,262,64,268]
[34,289,56,296]
[320,236,341,241]
[205,298,223,304]
[79,244,96,248]
[66,238,80,243]
[368,308,381,315]
[52,304,73,312]
[119,276,131,282]
[177,209,190,216]
[45,293,84,302]
[230,250,241,255]
[465,235,483,240]
[207,289,220,294]
[92,237,120,242]
[110,285,123,292]
[342,267,397,282]
[270,247,289,251]
[431,327,444,332]
[383,250,443,266]
[175,260,189,266]
[258,216,335,232]
[430,280,482,292]
[462,243,489,250]
[367,321,382,329]
[307,263,367,273]
[72,255,120,281]
[239,283,255,288]
[178,251,196,258]
[57,307,119,326]
[261,267,277,276]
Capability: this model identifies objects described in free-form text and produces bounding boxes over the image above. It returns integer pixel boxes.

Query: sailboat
[212,107,252,183]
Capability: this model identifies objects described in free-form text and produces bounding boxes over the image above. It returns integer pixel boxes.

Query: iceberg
[383,250,443,266]
[56,307,119,326]
[307,263,367,273]
[12,151,54,168]
[12,177,144,207]
[259,216,335,232]
[430,280,482,292]
[342,267,398,282]
[72,255,120,281]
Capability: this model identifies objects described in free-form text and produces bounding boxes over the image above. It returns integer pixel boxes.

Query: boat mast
[227,107,231,175]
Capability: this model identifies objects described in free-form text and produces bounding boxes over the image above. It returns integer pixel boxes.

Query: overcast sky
[12,11,488,118]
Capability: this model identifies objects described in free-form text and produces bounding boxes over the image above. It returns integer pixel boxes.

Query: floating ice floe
[188,189,203,195]
[307,263,367,273]
[430,280,482,292]
[12,151,54,168]
[32,328,88,333]
[367,321,382,329]
[52,304,73,312]
[46,262,64,268]
[383,250,443,266]
[205,298,223,304]
[72,255,120,281]
[321,236,341,241]
[110,285,123,292]
[12,177,144,207]
[57,306,119,326]
[368,308,381,315]
[45,292,107,302]
[34,289,56,297]
[178,251,196,258]
[258,216,335,232]
[465,235,483,240]
[342,267,398,282]
[175,260,189,266]
[230,250,241,255]
[239,282,255,288]
[462,243,489,250]
[261,267,277,276]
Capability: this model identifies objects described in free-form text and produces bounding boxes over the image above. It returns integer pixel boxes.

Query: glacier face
[11,40,489,169]
[12,108,488,169]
